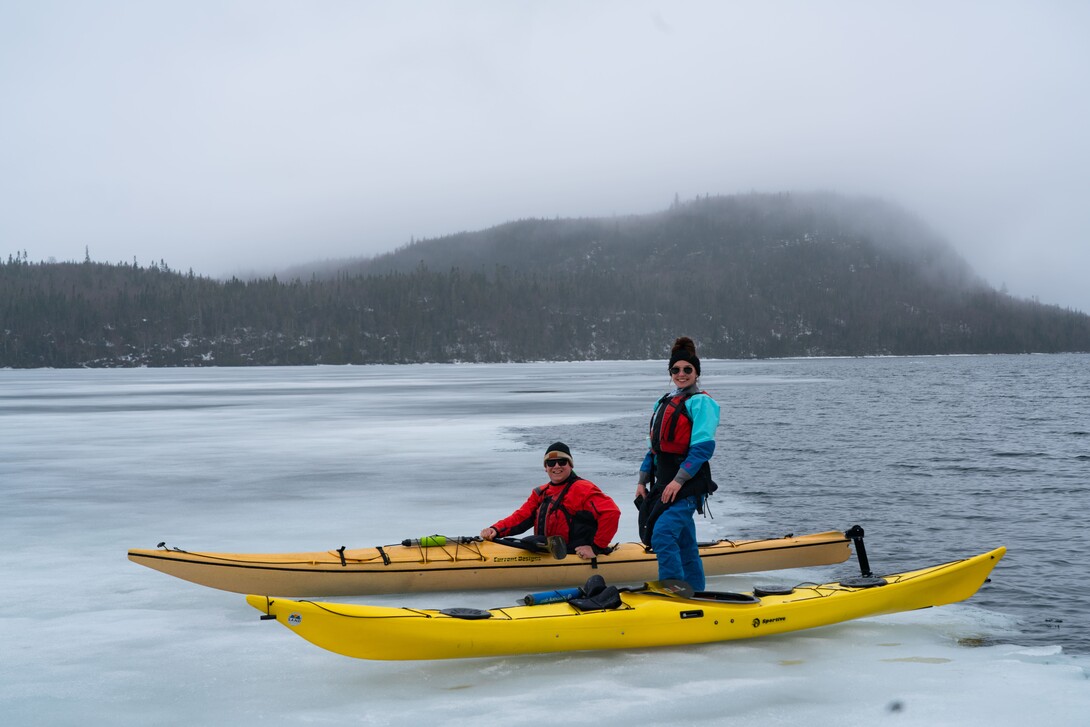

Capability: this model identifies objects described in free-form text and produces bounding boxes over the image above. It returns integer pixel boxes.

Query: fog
[2,1,1088,312]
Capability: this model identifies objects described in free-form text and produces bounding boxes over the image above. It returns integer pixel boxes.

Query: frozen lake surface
[2,356,1088,725]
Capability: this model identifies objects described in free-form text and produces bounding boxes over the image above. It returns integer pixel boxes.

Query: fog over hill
[3,192,1088,368]
[284,193,981,292]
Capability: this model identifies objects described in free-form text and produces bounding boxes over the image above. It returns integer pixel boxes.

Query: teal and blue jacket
[638,383,720,488]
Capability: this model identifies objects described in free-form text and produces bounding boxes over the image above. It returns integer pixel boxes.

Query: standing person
[481,442,621,560]
[635,336,720,591]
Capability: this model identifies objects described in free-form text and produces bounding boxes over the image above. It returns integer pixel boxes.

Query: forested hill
[4,193,1090,368]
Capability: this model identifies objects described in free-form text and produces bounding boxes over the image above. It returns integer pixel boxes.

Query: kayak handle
[844,525,873,577]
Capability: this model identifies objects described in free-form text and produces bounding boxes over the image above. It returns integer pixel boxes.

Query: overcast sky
[2,1,1088,312]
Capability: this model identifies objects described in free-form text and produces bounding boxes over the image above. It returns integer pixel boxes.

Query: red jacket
[491,473,621,552]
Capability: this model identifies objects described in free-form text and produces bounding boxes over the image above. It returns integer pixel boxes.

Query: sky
[2,0,1088,313]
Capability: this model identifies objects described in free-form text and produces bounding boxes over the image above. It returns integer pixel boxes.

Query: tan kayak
[128,529,852,597]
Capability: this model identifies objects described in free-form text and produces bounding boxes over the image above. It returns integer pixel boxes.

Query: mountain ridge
[3,192,1088,367]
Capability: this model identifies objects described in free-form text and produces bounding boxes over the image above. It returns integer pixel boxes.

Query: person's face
[670,360,696,388]
[544,456,572,484]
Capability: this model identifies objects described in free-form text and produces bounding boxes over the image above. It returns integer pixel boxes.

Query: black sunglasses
[544,458,570,468]
[670,365,694,375]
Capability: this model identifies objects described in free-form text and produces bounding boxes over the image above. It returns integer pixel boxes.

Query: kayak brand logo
[494,556,542,563]
[752,616,786,628]
[288,612,302,626]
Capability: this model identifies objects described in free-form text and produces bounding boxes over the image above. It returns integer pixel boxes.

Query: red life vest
[649,391,704,455]
[532,478,582,539]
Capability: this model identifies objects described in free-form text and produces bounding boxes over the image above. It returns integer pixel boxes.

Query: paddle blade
[644,579,694,598]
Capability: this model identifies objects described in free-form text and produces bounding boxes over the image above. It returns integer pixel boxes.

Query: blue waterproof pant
[650,496,705,591]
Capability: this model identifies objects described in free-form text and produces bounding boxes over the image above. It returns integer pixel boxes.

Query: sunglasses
[544,458,570,468]
[670,365,694,375]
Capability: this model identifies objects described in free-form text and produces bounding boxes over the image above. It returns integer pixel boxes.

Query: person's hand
[574,545,595,559]
[661,480,682,503]
[635,483,647,499]
[480,527,497,540]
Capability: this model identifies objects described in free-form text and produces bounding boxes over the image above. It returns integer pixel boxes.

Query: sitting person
[480,442,621,560]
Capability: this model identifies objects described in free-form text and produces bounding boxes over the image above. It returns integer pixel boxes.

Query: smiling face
[543,457,572,484]
[670,359,696,388]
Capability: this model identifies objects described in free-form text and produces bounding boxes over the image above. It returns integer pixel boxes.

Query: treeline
[3,193,1089,368]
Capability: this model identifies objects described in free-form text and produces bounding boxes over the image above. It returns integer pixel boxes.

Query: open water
[2,355,1088,725]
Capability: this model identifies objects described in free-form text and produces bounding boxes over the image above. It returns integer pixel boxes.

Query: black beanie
[668,336,701,376]
[543,441,573,464]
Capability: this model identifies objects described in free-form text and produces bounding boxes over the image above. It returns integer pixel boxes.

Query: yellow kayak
[246,546,1005,660]
[128,529,851,596]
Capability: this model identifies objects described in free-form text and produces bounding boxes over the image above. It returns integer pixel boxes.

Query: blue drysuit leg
[650,496,705,592]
